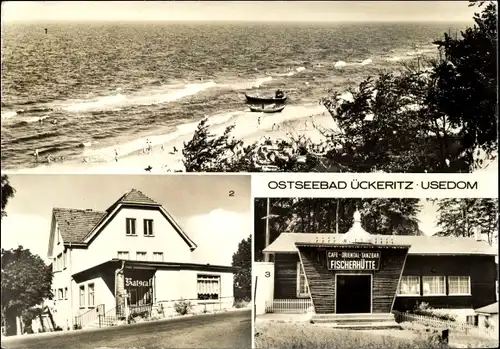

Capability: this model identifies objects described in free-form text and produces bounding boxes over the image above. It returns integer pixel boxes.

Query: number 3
[265,271,271,278]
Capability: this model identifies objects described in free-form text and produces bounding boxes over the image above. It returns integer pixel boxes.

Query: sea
[1,20,470,170]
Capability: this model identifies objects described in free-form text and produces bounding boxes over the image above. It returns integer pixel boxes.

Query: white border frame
[334,273,373,314]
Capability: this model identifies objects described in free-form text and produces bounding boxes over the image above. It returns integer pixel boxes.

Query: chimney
[475,227,482,241]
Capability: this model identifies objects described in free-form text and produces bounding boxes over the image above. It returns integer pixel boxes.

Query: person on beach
[161,144,164,151]
[114,149,118,162]
[173,146,178,153]
[47,155,53,164]
[258,116,261,126]
[38,117,43,124]
[33,149,39,161]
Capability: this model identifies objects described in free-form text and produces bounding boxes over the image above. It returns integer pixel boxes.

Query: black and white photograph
[1,1,497,174]
[253,198,499,348]
[0,174,252,348]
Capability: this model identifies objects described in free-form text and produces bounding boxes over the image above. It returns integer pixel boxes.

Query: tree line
[254,198,498,261]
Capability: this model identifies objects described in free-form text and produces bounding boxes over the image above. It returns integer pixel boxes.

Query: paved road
[2,309,251,349]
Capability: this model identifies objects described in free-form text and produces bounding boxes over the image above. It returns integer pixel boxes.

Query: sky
[0,174,251,266]
[1,1,477,23]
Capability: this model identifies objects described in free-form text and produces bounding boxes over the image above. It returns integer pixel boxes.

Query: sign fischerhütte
[327,250,381,271]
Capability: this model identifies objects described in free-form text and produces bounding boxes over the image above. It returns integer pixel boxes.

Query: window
[58,288,64,300]
[136,252,147,261]
[422,276,446,296]
[466,315,478,326]
[64,287,68,300]
[63,250,67,270]
[126,218,136,236]
[56,253,62,271]
[144,219,154,236]
[88,283,95,307]
[197,275,220,300]
[296,262,309,298]
[117,251,130,259]
[152,252,164,262]
[398,276,421,296]
[79,285,85,307]
[448,276,471,295]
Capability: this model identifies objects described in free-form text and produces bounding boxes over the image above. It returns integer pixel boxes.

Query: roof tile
[53,208,107,244]
[120,189,159,205]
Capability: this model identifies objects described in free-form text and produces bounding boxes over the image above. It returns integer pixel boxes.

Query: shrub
[234,300,249,309]
[412,302,456,322]
[174,299,192,315]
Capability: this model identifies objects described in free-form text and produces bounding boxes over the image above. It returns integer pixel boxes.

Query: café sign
[327,250,381,271]
[125,277,152,287]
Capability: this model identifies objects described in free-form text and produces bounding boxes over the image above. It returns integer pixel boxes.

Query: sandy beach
[8,103,338,174]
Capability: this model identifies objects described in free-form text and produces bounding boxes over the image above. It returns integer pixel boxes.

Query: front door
[336,274,371,314]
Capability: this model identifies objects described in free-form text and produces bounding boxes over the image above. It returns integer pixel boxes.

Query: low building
[255,210,497,325]
[474,302,498,331]
[48,189,237,330]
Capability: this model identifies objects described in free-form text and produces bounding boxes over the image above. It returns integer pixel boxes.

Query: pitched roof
[119,189,159,205]
[263,233,498,256]
[51,189,196,251]
[105,188,160,213]
[475,302,498,314]
[53,208,107,244]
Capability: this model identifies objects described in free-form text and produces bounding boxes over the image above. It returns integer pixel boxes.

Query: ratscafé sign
[327,250,381,271]
[124,270,154,288]
[125,277,152,288]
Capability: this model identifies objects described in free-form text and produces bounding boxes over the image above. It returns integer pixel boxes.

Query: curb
[1,307,251,342]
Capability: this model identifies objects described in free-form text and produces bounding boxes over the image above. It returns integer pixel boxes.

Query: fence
[393,311,498,339]
[74,307,99,329]
[155,296,234,317]
[265,299,314,314]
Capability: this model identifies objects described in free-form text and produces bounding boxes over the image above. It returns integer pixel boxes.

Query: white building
[47,189,236,330]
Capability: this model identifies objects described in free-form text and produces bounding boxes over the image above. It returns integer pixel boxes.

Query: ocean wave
[334,59,373,69]
[9,131,61,145]
[1,111,17,120]
[50,81,218,113]
[334,61,348,69]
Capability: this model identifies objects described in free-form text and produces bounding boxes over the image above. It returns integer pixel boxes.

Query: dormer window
[126,218,136,236]
[144,219,154,236]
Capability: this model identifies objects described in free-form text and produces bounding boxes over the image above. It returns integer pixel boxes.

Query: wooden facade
[295,245,408,314]
[273,254,300,299]
[273,249,497,314]
[394,255,497,311]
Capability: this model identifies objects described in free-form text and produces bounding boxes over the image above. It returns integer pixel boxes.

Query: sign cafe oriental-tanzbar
[328,251,380,271]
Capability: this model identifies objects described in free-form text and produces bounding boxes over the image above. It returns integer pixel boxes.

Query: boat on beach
[244,89,287,103]
[248,104,286,113]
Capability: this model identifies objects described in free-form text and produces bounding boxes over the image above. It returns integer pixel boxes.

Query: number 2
[229,190,235,197]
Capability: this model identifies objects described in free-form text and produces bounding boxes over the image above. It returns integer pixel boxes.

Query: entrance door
[336,274,371,314]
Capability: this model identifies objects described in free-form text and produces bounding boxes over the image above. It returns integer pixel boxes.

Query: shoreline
[4,104,335,174]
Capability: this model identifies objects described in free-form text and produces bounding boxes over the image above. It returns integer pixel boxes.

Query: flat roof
[72,259,239,280]
[475,302,498,314]
[264,233,498,256]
